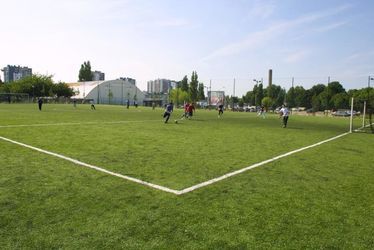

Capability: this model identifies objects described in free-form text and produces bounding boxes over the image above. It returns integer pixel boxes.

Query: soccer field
[1,104,373,248]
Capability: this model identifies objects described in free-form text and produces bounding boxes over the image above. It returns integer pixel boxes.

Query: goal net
[351,96,374,134]
[0,93,30,103]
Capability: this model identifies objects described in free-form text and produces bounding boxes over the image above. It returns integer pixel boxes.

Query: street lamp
[253,79,262,106]
[368,76,374,88]
[253,79,263,84]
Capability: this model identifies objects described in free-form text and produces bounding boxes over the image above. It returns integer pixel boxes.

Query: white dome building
[68,79,145,105]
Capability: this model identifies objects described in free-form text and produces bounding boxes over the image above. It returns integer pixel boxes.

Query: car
[346,110,361,116]
[244,106,256,112]
[332,110,350,117]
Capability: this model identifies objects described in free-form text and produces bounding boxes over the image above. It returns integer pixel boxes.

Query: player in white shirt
[279,105,290,128]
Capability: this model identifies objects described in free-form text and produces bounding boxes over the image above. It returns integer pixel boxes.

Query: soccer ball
[174,120,178,124]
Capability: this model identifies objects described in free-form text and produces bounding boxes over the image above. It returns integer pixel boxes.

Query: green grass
[0,104,373,249]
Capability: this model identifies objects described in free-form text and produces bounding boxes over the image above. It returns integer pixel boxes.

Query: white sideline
[0,132,351,195]
[0,136,180,195]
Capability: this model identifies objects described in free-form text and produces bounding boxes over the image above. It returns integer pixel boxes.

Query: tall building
[147,79,176,94]
[92,71,105,81]
[1,65,32,83]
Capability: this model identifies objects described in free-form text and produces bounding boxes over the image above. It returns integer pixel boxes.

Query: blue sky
[1,0,373,96]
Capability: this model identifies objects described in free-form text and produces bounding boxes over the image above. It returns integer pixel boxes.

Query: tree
[257,83,264,106]
[169,88,189,105]
[331,92,349,109]
[265,84,284,109]
[197,83,205,101]
[242,91,252,105]
[318,91,329,110]
[180,75,189,92]
[275,88,286,108]
[310,84,326,96]
[2,74,74,99]
[318,81,346,110]
[294,86,306,107]
[286,87,296,108]
[311,94,320,112]
[53,82,74,97]
[251,85,258,105]
[261,96,273,110]
[189,71,198,102]
[327,81,345,96]
[9,74,54,97]
[78,61,92,82]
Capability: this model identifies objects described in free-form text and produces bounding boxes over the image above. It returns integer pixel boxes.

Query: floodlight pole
[349,97,354,133]
[369,76,372,88]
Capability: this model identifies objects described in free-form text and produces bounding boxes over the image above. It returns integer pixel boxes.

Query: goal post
[351,97,374,133]
[350,97,354,133]
[0,93,30,103]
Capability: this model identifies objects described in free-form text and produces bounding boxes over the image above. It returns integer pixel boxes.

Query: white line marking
[177,132,350,194]
[0,132,351,195]
[354,122,374,132]
[0,120,160,128]
[0,136,180,195]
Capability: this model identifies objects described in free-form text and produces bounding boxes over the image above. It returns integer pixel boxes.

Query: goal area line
[0,132,351,195]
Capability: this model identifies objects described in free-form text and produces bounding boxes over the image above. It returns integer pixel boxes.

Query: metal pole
[232,78,235,110]
[362,101,366,128]
[349,97,354,133]
[233,78,236,97]
[328,76,330,84]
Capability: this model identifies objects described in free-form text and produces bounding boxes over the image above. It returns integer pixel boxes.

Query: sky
[1,0,374,96]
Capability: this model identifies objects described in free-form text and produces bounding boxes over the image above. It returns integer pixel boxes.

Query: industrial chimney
[268,69,273,87]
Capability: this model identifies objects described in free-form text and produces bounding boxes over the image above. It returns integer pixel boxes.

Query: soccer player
[38,97,43,111]
[258,106,266,119]
[90,100,96,110]
[279,105,290,128]
[163,102,174,123]
[180,102,190,120]
[187,103,195,119]
[218,104,224,118]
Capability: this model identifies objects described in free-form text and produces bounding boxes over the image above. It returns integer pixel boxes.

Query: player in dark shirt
[163,102,174,123]
[218,104,224,118]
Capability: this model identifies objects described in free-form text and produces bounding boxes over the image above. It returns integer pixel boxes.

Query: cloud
[315,21,348,32]
[284,50,310,63]
[154,19,189,28]
[202,4,353,61]
[247,0,276,19]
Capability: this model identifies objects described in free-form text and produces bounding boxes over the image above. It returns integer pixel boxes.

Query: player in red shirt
[187,103,195,119]
[180,102,190,120]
